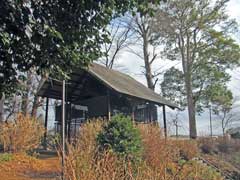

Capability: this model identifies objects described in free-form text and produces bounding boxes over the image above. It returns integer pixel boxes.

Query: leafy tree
[156,0,240,138]
[0,0,161,97]
[0,0,162,120]
[97,114,142,160]
[209,86,236,135]
[161,67,186,108]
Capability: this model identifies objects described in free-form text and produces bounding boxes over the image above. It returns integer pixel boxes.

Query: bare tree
[31,75,46,118]
[100,18,135,69]
[4,95,18,121]
[127,14,163,91]
[172,113,180,138]
[169,111,183,138]
[125,14,166,121]
[4,70,47,120]
[217,108,238,136]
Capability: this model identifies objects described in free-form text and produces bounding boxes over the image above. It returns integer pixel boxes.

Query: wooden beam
[62,80,66,179]
[68,72,86,97]
[163,105,167,138]
[67,103,72,142]
[131,106,135,122]
[44,97,49,149]
[107,89,111,121]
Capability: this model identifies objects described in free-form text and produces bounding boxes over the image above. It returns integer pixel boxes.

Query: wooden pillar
[62,80,66,180]
[107,89,111,121]
[44,97,49,149]
[74,117,77,140]
[149,104,152,122]
[162,105,167,138]
[67,103,72,142]
[131,105,135,122]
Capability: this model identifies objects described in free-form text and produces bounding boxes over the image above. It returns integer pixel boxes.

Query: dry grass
[198,136,240,154]
[137,124,205,180]
[0,113,45,153]
[198,137,240,177]
[62,121,223,180]
[0,153,60,180]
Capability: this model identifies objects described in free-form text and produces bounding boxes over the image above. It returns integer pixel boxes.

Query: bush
[175,140,198,160]
[97,115,142,160]
[198,137,215,154]
[62,120,104,180]
[62,120,223,180]
[178,160,223,179]
[137,123,175,169]
[0,114,45,153]
[44,132,61,150]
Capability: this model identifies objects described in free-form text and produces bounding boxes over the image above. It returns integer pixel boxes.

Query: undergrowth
[62,116,223,180]
[0,113,45,153]
[0,153,13,163]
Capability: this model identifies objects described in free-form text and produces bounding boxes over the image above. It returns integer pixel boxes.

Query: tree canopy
[0,0,161,97]
[156,0,240,138]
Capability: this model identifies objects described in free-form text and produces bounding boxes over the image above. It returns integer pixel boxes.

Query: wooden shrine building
[37,63,178,138]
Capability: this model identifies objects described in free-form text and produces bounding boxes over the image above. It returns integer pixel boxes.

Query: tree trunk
[179,31,197,139]
[22,72,32,115]
[0,93,4,122]
[175,121,179,138]
[21,94,29,115]
[185,74,197,139]
[209,106,213,137]
[142,32,158,122]
[31,76,46,118]
[143,34,154,90]
[222,119,225,136]
[31,96,40,118]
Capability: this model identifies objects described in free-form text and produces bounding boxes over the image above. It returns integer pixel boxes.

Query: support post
[107,89,111,121]
[162,105,167,138]
[44,97,49,149]
[68,103,72,142]
[131,106,135,122]
[62,80,66,180]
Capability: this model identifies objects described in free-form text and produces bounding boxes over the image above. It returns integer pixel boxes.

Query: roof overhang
[37,63,179,109]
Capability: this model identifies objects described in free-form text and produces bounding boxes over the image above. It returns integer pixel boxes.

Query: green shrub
[97,114,142,160]
[0,153,13,163]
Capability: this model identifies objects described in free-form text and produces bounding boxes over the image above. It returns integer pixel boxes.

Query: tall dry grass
[0,113,45,153]
[62,120,223,180]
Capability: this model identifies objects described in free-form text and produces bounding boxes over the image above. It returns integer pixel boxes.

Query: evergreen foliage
[97,114,142,160]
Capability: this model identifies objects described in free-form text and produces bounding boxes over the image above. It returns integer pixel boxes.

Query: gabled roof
[88,63,178,109]
[37,63,178,109]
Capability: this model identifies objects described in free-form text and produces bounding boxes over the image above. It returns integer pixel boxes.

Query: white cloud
[227,0,240,20]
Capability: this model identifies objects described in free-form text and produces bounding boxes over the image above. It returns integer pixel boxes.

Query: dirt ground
[0,152,61,180]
